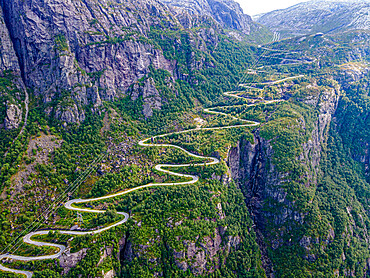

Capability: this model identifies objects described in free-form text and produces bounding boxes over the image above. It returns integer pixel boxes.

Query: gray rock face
[4,102,22,130]
[257,0,370,38]
[173,227,240,275]
[229,134,296,229]
[0,0,253,124]
[0,5,21,73]
[162,0,253,34]
[118,236,134,262]
[131,77,162,118]
[98,245,114,266]
[300,85,340,186]
[59,248,88,275]
[0,0,176,123]
[54,103,86,125]
[103,269,115,278]
[0,4,27,130]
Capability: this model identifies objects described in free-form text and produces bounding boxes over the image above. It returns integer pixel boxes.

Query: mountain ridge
[257,0,370,38]
[160,0,254,34]
[0,1,369,277]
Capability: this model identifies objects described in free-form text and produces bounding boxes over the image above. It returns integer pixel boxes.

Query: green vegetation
[54,34,69,52]
[1,5,370,278]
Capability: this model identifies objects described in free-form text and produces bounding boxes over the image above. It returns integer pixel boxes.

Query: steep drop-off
[0,0,262,126]
[0,1,370,277]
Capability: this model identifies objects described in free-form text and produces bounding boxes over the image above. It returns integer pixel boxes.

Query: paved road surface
[0,32,309,277]
[0,90,270,277]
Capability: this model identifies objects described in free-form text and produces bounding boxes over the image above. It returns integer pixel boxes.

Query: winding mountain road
[239,74,304,87]
[0,32,310,277]
[0,90,275,277]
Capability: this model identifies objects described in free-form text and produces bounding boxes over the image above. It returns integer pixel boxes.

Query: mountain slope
[0,1,369,278]
[0,0,268,277]
[257,0,370,38]
[0,4,28,159]
[0,0,265,127]
[160,0,253,33]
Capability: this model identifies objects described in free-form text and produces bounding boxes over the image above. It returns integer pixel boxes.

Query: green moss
[54,34,69,52]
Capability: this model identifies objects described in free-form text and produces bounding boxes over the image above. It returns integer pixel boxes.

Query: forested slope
[0,0,369,277]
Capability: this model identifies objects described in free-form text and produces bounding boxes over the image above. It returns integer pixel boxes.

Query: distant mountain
[161,0,254,34]
[256,0,370,38]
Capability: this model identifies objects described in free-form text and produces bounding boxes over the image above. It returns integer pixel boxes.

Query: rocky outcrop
[354,142,370,180]
[0,0,176,123]
[173,227,240,275]
[227,82,341,275]
[98,245,114,265]
[228,134,295,230]
[54,103,86,126]
[102,269,115,278]
[131,77,162,118]
[0,4,27,130]
[118,233,134,263]
[339,63,370,84]
[4,102,22,130]
[59,248,88,275]
[161,0,253,34]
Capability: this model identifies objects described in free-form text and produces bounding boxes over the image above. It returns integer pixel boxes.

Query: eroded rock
[59,248,88,275]
[4,102,22,130]
[173,227,240,275]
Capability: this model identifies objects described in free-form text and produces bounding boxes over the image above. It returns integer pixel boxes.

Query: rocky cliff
[161,0,253,34]
[0,0,177,124]
[0,4,27,131]
[230,83,339,223]
[0,0,255,125]
[257,0,370,38]
[227,75,370,276]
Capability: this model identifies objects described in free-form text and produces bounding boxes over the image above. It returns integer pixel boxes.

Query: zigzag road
[0,92,283,278]
[0,34,307,277]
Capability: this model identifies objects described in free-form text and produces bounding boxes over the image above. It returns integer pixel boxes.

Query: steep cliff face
[0,5,27,131]
[226,79,369,276]
[59,248,88,275]
[0,5,20,74]
[335,65,370,181]
[230,84,339,226]
[162,0,253,34]
[0,0,256,124]
[0,0,179,124]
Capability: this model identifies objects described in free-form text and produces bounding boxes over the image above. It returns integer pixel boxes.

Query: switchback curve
[0,41,307,278]
[0,91,280,278]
